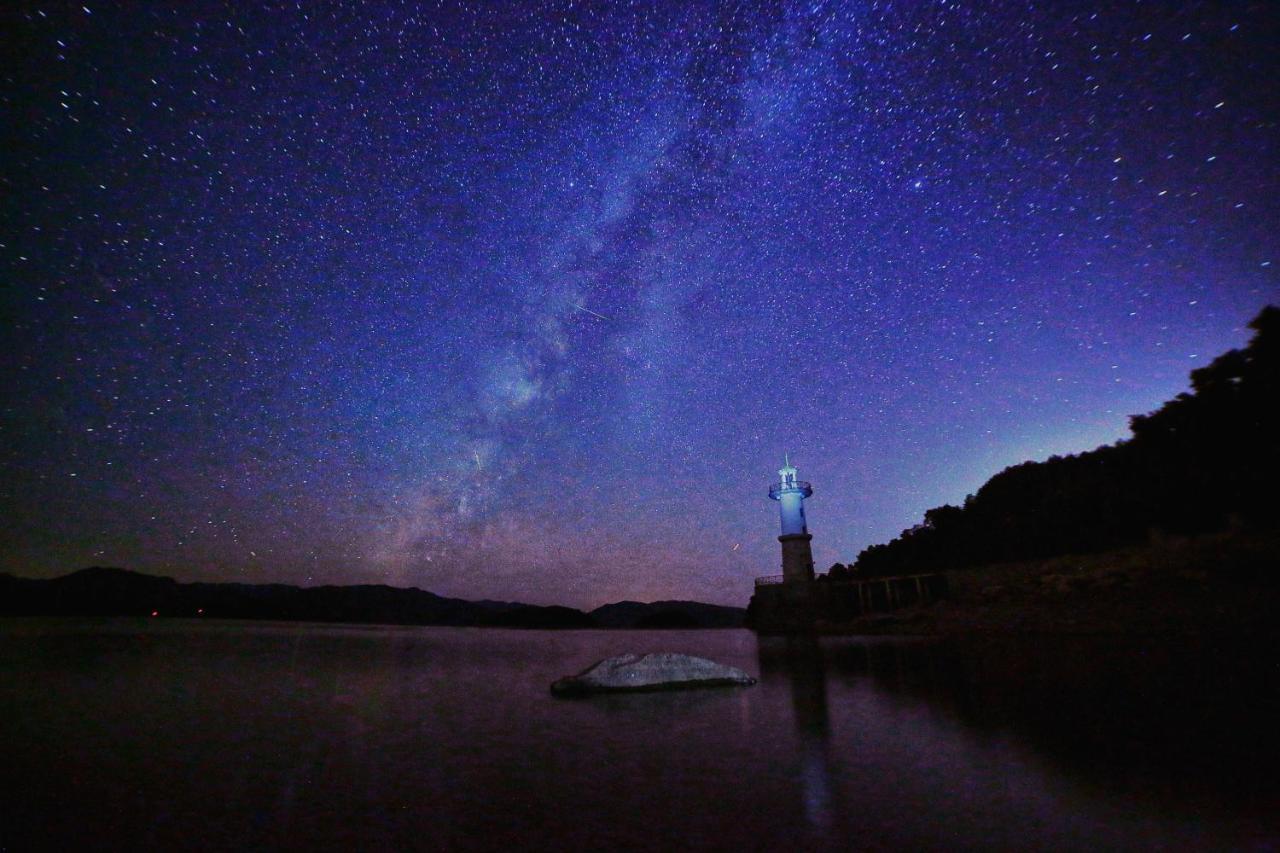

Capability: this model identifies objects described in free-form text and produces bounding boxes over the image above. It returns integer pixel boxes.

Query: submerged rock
[550,652,756,696]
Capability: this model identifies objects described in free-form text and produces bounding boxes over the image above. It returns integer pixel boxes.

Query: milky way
[3,2,1277,606]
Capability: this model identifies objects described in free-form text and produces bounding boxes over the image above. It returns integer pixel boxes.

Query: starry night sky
[3,1,1277,607]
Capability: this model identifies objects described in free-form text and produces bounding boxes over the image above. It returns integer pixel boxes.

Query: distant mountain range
[0,567,746,630]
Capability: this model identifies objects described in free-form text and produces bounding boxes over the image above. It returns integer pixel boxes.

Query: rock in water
[550,652,756,696]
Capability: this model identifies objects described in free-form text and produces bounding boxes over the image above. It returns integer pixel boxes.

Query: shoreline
[756,531,1280,637]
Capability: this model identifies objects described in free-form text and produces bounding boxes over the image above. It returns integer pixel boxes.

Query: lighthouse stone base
[778,533,815,583]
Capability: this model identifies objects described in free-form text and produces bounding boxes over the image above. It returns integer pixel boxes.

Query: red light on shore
[150,610,158,617]
[197,608,204,615]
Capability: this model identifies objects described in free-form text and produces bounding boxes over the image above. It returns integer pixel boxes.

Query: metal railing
[767,480,812,500]
[755,571,946,589]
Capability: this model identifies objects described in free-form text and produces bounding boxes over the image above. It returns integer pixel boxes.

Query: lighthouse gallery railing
[767,481,812,500]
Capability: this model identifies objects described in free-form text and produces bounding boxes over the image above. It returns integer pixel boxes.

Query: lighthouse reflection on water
[761,456,833,835]
[757,638,834,839]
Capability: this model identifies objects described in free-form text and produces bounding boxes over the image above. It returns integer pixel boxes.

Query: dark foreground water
[1,620,1277,851]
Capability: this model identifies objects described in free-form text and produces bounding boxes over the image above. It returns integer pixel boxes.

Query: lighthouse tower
[768,454,815,583]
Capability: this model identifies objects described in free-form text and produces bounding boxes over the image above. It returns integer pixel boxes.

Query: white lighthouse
[768,454,815,583]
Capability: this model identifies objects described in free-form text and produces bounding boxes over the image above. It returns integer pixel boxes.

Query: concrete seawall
[748,573,950,634]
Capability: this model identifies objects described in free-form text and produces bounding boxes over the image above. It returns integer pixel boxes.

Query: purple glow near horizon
[3,1,1276,607]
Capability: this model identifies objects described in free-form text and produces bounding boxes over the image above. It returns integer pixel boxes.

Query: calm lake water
[1,620,1276,851]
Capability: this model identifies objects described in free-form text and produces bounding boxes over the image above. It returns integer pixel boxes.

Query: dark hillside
[0,568,592,628]
[854,305,1279,577]
[589,600,746,629]
[0,569,742,629]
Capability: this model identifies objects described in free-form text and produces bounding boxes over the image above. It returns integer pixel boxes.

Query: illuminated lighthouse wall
[768,456,816,583]
[775,461,809,535]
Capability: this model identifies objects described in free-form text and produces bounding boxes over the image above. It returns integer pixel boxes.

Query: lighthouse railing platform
[754,574,787,587]
[768,480,812,500]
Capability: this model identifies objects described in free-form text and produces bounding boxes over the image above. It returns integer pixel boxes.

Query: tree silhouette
[853,305,1280,577]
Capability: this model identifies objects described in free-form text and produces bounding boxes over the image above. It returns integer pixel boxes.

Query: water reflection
[3,622,1277,851]
[758,638,833,835]
[761,632,1280,845]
